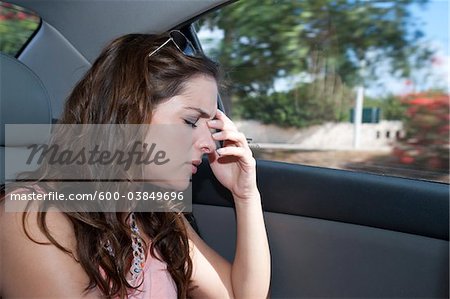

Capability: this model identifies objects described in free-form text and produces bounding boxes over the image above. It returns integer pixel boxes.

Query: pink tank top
[124,248,178,299]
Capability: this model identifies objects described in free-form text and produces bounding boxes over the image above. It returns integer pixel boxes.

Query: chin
[153,179,191,191]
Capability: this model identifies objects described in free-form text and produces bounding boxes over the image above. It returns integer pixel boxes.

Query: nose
[195,126,216,154]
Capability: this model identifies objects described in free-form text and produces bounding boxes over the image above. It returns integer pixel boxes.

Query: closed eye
[183,119,198,128]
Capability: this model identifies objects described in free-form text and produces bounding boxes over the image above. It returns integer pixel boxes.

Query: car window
[195,0,449,184]
[0,1,40,56]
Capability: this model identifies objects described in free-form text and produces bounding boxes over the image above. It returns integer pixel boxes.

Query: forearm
[231,192,271,299]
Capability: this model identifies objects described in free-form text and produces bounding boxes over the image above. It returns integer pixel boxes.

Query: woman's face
[145,74,218,190]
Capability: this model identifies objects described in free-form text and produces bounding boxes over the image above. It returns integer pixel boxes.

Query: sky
[376,0,449,97]
[412,0,449,54]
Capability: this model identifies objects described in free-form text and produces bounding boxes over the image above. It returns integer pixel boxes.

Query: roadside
[253,149,449,184]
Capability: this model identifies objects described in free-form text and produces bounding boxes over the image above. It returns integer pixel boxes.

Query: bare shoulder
[0,200,100,298]
[1,204,76,254]
[1,186,77,249]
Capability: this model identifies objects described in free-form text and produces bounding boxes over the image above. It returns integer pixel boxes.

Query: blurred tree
[364,94,408,121]
[0,2,40,56]
[236,72,354,127]
[198,0,432,125]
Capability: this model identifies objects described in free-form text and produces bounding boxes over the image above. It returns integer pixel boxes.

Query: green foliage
[235,74,354,128]
[0,19,38,55]
[0,3,40,56]
[364,94,407,121]
[382,96,408,121]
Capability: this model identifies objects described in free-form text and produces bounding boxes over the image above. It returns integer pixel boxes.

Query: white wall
[235,120,404,151]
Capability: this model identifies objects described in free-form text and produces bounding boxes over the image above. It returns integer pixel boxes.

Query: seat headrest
[0,53,52,146]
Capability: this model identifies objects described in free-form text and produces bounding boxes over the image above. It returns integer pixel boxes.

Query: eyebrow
[184,107,215,119]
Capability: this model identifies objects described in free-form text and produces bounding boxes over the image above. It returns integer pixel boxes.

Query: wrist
[233,190,261,207]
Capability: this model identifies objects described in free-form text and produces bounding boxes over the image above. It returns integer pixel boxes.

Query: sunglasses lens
[170,31,196,56]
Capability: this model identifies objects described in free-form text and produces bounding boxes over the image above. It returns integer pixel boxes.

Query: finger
[207,119,224,130]
[212,131,248,146]
[207,119,234,132]
[216,146,254,161]
[213,110,237,131]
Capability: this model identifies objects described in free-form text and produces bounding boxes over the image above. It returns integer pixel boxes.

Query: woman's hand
[206,110,259,203]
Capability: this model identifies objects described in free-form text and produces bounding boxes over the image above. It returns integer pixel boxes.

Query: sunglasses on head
[148,30,197,58]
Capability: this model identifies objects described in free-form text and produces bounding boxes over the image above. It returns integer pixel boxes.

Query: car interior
[1,0,449,298]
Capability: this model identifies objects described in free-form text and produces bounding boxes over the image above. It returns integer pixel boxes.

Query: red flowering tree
[393,91,449,172]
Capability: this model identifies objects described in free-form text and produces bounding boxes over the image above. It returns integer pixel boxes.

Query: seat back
[0,53,53,184]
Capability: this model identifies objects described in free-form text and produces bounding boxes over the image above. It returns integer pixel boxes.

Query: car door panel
[192,159,449,298]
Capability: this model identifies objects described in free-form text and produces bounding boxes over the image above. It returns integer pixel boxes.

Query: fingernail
[208,120,217,126]
[216,148,223,156]
[212,132,221,138]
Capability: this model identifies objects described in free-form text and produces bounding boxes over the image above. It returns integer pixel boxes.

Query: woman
[0,32,270,298]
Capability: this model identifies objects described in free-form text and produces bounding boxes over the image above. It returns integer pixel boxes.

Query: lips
[191,160,201,174]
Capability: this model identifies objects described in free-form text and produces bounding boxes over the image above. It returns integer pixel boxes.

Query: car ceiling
[10,0,231,62]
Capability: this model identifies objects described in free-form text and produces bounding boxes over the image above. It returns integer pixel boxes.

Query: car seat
[0,52,53,185]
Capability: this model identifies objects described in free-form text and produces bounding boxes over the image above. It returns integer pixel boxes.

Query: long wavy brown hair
[1,32,222,298]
